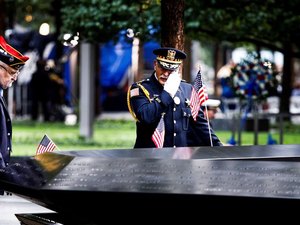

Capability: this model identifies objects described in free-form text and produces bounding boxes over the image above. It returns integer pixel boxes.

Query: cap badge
[167,50,176,61]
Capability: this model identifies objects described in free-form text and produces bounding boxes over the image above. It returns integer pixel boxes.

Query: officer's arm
[190,110,223,146]
[129,84,173,124]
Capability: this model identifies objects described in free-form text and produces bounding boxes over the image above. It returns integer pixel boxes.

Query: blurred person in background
[29,58,66,122]
[187,99,222,147]
[202,99,221,122]
[29,59,52,121]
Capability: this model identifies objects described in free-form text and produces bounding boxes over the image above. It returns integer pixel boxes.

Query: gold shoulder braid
[127,82,151,122]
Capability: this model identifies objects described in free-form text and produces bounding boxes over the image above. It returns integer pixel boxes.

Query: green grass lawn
[12,120,136,156]
[11,119,300,157]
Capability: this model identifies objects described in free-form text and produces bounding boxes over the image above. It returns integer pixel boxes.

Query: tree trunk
[183,38,191,82]
[53,0,63,63]
[161,0,185,50]
[161,0,185,76]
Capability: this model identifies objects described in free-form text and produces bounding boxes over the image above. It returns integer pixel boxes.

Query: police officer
[0,35,29,168]
[127,47,222,148]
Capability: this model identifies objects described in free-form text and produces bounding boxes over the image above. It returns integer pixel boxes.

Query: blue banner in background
[99,37,132,110]
[100,39,159,88]
[100,39,132,88]
[143,41,160,70]
[99,39,160,110]
[63,46,72,106]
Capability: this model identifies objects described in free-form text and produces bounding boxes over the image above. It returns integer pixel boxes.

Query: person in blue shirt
[127,47,222,148]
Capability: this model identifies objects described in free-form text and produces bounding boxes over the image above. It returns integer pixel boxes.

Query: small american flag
[151,114,165,148]
[190,68,208,120]
[36,134,57,155]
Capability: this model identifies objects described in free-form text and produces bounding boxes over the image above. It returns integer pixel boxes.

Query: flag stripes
[190,68,208,120]
[151,114,165,148]
[190,87,201,120]
[198,85,208,105]
[36,134,57,155]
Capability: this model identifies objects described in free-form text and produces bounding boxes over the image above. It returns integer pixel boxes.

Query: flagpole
[191,65,211,146]
[204,103,213,146]
[198,65,212,146]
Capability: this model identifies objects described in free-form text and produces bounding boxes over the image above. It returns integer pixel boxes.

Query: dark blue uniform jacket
[0,95,12,168]
[129,73,222,148]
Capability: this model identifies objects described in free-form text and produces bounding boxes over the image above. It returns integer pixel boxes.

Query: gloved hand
[163,70,181,98]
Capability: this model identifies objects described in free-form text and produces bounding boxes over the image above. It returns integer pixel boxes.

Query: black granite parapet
[58,144,300,161]
[1,145,300,223]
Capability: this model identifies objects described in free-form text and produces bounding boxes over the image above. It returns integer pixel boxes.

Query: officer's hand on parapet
[164,70,181,98]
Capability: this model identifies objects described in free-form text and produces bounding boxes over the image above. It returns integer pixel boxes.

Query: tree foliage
[60,0,161,43]
[185,0,300,57]
[7,0,55,31]
[9,0,300,58]
[4,0,300,114]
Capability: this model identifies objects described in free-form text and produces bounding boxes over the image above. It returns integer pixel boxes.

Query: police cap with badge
[153,47,186,71]
[202,99,221,110]
[0,35,29,70]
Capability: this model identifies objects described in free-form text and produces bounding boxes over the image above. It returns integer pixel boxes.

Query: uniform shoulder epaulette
[137,78,150,84]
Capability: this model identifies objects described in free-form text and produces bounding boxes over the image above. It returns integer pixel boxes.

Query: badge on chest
[174,96,180,105]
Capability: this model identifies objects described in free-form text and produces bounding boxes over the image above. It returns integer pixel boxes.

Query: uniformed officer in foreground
[127,47,222,148]
[0,35,29,168]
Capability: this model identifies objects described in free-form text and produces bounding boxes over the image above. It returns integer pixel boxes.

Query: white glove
[164,70,181,98]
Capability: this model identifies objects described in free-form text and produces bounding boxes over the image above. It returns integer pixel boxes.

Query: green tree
[184,0,300,113]
[185,0,300,52]
[60,0,161,43]
[6,0,55,31]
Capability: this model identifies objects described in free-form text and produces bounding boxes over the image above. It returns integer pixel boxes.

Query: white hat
[203,99,221,108]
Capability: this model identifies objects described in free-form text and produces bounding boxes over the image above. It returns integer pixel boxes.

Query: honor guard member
[127,47,222,148]
[0,35,29,168]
